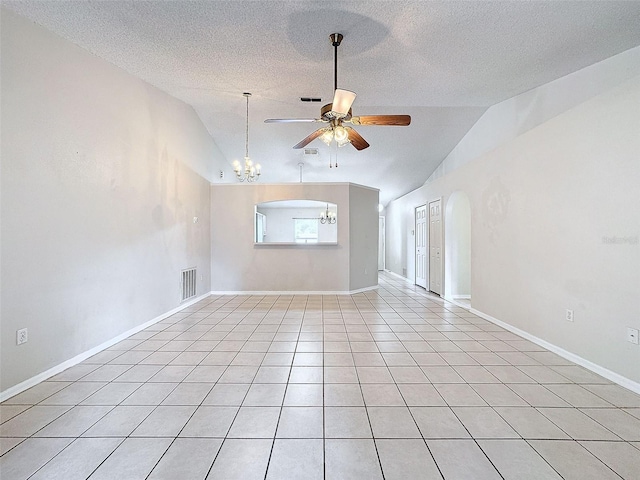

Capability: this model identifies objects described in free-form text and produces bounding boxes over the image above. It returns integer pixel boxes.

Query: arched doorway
[445,191,471,307]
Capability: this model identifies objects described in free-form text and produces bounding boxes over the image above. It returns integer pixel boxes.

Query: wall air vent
[304,148,319,156]
[181,268,197,301]
[300,97,322,102]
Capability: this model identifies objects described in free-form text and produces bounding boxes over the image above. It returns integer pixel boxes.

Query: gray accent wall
[349,184,380,291]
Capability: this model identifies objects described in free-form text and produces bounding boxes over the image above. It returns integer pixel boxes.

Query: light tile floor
[1,273,640,479]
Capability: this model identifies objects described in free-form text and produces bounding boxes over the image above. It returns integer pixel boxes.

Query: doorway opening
[444,191,471,307]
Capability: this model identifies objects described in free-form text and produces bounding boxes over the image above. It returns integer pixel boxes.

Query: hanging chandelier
[233,92,261,182]
[320,204,336,224]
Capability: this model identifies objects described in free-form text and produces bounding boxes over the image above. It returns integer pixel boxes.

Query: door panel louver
[181,268,197,301]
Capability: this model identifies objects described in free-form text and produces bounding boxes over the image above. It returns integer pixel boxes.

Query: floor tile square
[243,383,286,406]
[206,438,272,480]
[148,438,222,479]
[367,406,421,438]
[494,407,570,439]
[89,437,173,480]
[266,439,323,480]
[227,406,280,438]
[360,384,405,406]
[180,406,238,437]
[83,405,153,436]
[324,366,358,383]
[289,366,323,383]
[427,439,501,479]
[356,366,394,383]
[325,406,372,438]
[276,406,323,438]
[376,438,442,480]
[452,407,519,438]
[478,439,562,480]
[284,384,323,407]
[325,439,383,480]
[120,383,177,406]
[131,405,196,437]
[325,384,365,406]
[410,406,470,438]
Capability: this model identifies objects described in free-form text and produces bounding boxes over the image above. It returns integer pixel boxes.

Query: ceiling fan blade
[350,115,411,126]
[293,128,327,149]
[347,128,370,151]
[331,89,357,117]
[264,118,323,123]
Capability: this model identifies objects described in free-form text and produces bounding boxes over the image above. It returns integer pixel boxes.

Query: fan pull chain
[329,141,338,168]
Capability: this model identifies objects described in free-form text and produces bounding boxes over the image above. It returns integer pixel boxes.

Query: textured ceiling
[5,1,640,204]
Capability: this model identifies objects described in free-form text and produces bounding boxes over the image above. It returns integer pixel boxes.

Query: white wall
[426,46,640,184]
[210,183,378,292]
[0,10,222,392]
[386,69,640,384]
[444,191,471,299]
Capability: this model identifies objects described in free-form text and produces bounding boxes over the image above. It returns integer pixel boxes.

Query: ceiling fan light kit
[264,33,411,159]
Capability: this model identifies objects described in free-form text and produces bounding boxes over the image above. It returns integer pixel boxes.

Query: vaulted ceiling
[5,1,640,204]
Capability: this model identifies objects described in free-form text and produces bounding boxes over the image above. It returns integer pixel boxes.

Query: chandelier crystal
[233,92,261,182]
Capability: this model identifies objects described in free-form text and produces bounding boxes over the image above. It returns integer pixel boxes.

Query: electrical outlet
[627,327,639,345]
[16,328,28,345]
[565,309,574,322]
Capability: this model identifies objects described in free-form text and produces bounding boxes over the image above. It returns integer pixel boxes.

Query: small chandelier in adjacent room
[233,92,261,182]
[320,204,337,224]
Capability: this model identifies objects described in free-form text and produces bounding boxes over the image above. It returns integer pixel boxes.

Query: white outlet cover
[17,328,28,345]
[566,309,574,322]
[627,327,639,345]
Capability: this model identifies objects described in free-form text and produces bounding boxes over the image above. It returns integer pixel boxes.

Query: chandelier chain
[245,93,250,159]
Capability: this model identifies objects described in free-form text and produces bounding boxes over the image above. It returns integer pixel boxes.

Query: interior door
[378,216,385,271]
[429,199,442,295]
[415,205,427,288]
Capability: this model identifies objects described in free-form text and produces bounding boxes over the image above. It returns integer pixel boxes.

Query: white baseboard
[0,292,212,403]
[210,285,378,296]
[443,296,471,309]
[453,295,471,299]
[469,308,640,395]
[382,269,408,282]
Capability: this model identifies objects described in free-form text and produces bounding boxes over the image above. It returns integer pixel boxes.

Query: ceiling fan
[265,33,411,152]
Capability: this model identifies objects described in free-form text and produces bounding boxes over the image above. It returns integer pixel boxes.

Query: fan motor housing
[321,103,352,121]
